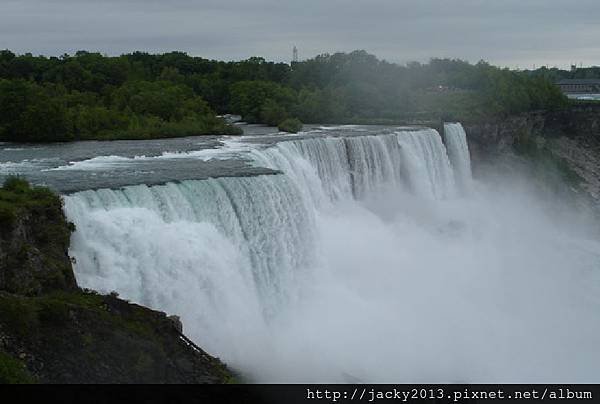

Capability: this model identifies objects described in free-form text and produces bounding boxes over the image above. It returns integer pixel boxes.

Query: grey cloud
[1,0,598,68]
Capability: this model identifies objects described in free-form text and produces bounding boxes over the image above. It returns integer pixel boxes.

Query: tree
[260,99,288,126]
[0,79,71,142]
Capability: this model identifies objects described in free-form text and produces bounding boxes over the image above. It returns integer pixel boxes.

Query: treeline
[286,53,567,123]
[0,49,568,142]
[526,65,600,82]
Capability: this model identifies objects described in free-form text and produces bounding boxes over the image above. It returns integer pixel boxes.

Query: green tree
[0,80,71,142]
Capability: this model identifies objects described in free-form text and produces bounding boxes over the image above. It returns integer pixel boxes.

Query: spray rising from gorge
[63,124,600,383]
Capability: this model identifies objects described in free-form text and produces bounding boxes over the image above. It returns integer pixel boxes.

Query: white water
[48,141,254,171]
[64,125,600,383]
[444,122,473,194]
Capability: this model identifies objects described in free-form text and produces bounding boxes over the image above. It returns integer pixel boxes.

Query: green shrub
[0,351,35,384]
[260,99,288,126]
[278,118,303,133]
[0,202,17,228]
[0,298,39,338]
[39,298,71,325]
[0,177,59,210]
[2,176,30,193]
[0,177,68,239]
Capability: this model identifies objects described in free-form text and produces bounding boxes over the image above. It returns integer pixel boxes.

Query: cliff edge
[463,104,600,199]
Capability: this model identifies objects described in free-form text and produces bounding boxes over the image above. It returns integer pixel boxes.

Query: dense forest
[0,49,568,142]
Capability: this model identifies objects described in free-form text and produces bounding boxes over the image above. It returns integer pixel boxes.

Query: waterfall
[65,175,318,313]
[250,128,455,203]
[64,127,455,365]
[443,122,473,194]
[65,128,454,300]
[63,125,600,382]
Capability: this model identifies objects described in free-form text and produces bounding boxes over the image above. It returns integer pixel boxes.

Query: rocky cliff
[0,179,77,296]
[0,178,232,383]
[462,104,600,199]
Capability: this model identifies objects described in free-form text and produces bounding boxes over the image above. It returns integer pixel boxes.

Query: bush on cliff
[0,351,35,384]
[0,177,60,230]
[0,176,76,295]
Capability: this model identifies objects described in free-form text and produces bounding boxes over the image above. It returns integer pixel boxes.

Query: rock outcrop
[463,104,600,154]
[0,181,76,296]
[462,105,600,199]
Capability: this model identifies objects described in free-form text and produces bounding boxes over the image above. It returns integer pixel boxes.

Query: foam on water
[48,138,254,171]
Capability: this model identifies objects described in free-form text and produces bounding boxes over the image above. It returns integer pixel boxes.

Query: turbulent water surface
[3,123,600,382]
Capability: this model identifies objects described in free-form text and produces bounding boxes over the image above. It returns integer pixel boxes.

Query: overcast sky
[1,0,598,68]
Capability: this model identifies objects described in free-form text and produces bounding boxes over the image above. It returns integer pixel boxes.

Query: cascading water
[443,122,473,194]
[249,128,455,203]
[64,124,600,383]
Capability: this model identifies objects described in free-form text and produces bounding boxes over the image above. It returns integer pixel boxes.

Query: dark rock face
[0,291,230,383]
[463,105,600,160]
[168,315,184,334]
[0,198,77,295]
[463,113,545,160]
[462,105,600,199]
[0,183,232,383]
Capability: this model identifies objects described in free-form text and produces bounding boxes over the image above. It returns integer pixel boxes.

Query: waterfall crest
[251,128,456,203]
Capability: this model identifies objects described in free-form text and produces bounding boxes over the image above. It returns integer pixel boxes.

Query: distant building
[556,79,600,100]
